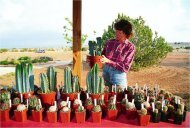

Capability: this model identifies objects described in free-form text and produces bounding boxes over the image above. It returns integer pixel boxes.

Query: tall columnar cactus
[88,37,103,56]
[86,64,105,94]
[47,66,57,92]
[63,66,72,93]
[40,73,50,93]
[15,63,34,93]
[72,76,79,92]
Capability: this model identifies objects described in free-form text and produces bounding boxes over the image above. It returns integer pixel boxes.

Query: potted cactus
[85,97,93,119]
[0,102,10,122]
[60,106,71,123]
[152,109,161,123]
[167,104,174,119]
[59,100,68,110]
[15,63,34,100]
[75,105,86,123]
[107,103,118,120]
[14,104,27,122]
[138,108,150,126]
[87,37,103,68]
[32,105,43,122]
[161,106,168,122]
[46,102,57,123]
[61,66,80,102]
[133,90,145,110]
[38,66,57,106]
[125,101,137,120]
[86,64,105,101]
[121,96,128,114]
[97,98,107,118]
[143,101,152,115]
[73,99,81,110]
[92,105,102,123]
[174,108,183,125]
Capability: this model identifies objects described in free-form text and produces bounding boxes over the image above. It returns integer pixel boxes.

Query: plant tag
[94,99,97,106]
[20,93,23,103]
[114,84,116,93]
[26,99,28,108]
[66,97,69,103]
[132,99,134,104]
[79,100,82,106]
[147,96,149,102]
[141,103,144,109]
[112,85,113,92]
[132,88,135,95]
[9,99,11,108]
[86,93,89,99]
[175,96,177,104]
[161,101,164,111]
[102,95,104,100]
[114,94,116,104]
[146,86,148,96]
[125,94,127,99]
[78,93,80,100]
[38,99,42,107]
[152,102,155,112]
[178,99,180,104]
[68,101,71,108]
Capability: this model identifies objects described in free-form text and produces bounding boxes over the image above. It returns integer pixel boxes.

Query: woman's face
[115,30,127,42]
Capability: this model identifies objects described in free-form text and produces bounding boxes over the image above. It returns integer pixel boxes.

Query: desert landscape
[0,49,189,110]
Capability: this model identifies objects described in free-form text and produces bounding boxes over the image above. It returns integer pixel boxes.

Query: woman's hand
[100,55,111,64]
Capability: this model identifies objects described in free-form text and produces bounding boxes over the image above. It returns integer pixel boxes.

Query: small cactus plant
[155,101,162,110]
[121,98,128,105]
[108,103,117,110]
[88,37,103,56]
[85,98,93,106]
[126,102,136,110]
[17,104,26,111]
[13,97,20,105]
[162,106,168,113]
[73,99,81,106]
[143,101,150,109]
[0,103,9,111]
[76,105,85,112]
[49,105,57,112]
[28,95,39,109]
[139,108,147,115]
[60,101,67,108]
[35,105,42,111]
[97,99,105,106]
[61,106,70,112]
[0,91,10,103]
[92,105,101,112]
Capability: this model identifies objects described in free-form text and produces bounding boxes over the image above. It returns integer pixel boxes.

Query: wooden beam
[73,0,82,86]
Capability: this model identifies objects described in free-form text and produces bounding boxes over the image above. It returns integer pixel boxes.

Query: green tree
[63,17,88,48]
[102,13,173,71]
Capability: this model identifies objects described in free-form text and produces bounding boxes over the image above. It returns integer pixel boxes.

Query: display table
[1,112,189,127]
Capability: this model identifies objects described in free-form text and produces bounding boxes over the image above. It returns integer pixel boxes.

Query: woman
[101,19,135,91]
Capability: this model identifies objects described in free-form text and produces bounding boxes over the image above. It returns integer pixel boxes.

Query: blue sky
[0,0,190,48]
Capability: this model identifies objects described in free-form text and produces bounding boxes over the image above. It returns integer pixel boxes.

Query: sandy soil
[0,49,189,109]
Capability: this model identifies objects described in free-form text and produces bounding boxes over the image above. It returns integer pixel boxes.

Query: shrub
[18,56,32,63]
[102,13,173,71]
[0,49,8,53]
[0,60,9,65]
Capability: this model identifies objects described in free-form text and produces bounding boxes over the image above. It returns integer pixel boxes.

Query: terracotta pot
[138,114,150,126]
[126,109,137,120]
[60,92,78,102]
[14,109,27,122]
[152,112,161,123]
[92,111,102,123]
[174,114,183,125]
[0,109,10,122]
[39,91,56,106]
[89,93,103,101]
[73,104,79,111]
[161,112,168,122]
[121,104,126,114]
[85,105,93,119]
[75,111,86,123]
[87,55,103,69]
[107,109,118,120]
[60,111,71,123]
[32,110,43,122]
[46,111,57,123]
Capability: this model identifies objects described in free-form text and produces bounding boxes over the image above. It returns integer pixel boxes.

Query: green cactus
[97,99,105,106]
[15,62,34,93]
[0,103,9,110]
[88,37,103,56]
[162,106,168,113]
[76,106,85,112]
[139,108,147,115]
[108,103,117,110]
[35,105,42,111]
[155,101,162,110]
[92,105,101,112]
[86,64,105,94]
[176,108,183,115]
[28,95,39,109]
[0,91,10,103]
[167,104,174,111]
[40,73,50,93]
[154,109,159,114]
[121,98,128,105]
[178,104,184,113]
[72,76,80,92]
[47,66,57,92]
[85,98,93,106]
[13,97,20,105]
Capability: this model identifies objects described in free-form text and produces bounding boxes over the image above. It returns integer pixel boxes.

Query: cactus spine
[15,63,34,93]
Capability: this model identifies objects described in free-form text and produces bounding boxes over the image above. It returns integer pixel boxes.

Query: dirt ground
[0,49,189,109]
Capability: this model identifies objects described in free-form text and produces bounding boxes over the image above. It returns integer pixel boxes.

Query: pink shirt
[102,39,135,73]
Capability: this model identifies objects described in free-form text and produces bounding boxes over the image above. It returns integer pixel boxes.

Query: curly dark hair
[114,19,132,36]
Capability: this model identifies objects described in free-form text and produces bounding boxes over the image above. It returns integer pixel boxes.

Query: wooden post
[73,0,82,85]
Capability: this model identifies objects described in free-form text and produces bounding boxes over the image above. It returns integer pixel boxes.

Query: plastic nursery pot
[60,111,71,123]
[138,114,150,126]
[39,91,56,106]
[46,111,57,123]
[18,91,34,101]
[89,93,103,101]
[86,55,103,69]
[161,112,168,122]
[152,112,161,123]
[174,114,183,125]
[85,105,93,119]
[32,110,43,122]
[60,92,78,102]
[75,111,86,123]
[0,109,10,122]
[14,109,27,122]
[101,105,107,119]
[107,109,118,120]
[92,111,102,123]
[126,109,138,120]
[73,104,79,111]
